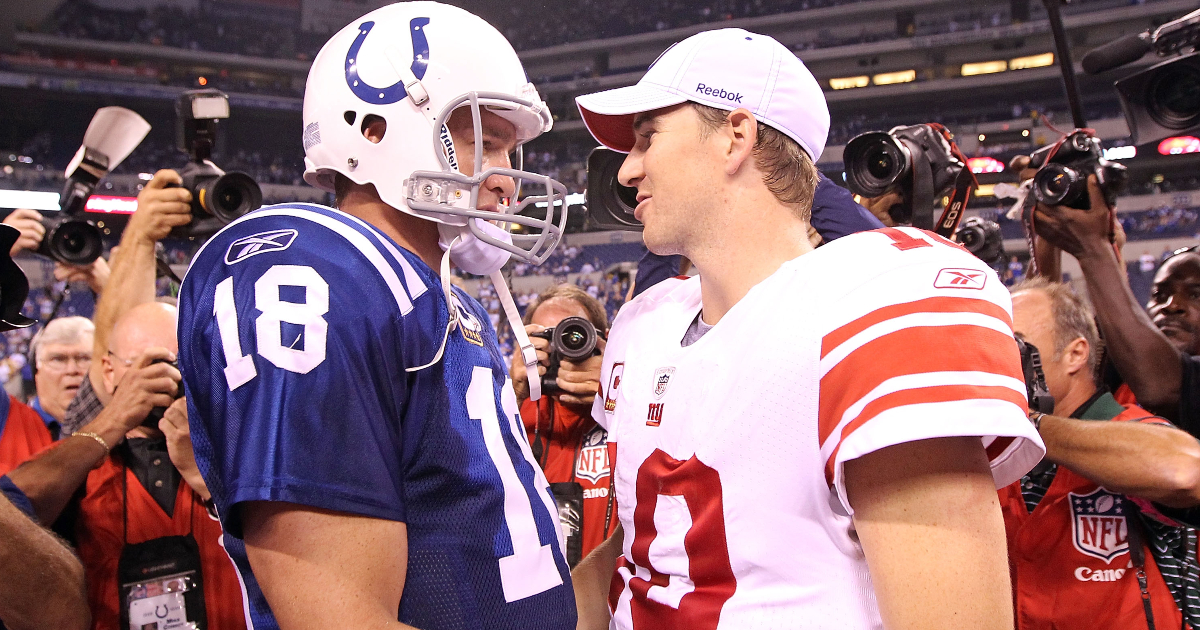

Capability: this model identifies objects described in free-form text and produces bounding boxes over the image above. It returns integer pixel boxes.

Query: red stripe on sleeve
[821,296,1013,359]
[821,383,1028,484]
[818,325,1023,446]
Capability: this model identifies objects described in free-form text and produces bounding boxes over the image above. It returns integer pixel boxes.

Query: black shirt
[122,437,181,516]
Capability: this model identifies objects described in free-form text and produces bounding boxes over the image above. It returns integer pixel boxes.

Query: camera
[39,107,153,266]
[170,89,262,238]
[45,146,107,266]
[583,148,642,231]
[1027,130,1126,211]
[531,316,600,395]
[142,358,183,428]
[955,217,1005,270]
[843,123,965,228]
[1015,333,1055,415]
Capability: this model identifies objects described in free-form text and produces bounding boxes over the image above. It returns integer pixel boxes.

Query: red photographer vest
[521,396,615,559]
[998,402,1186,630]
[0,394,56,474]
[76,452,247,630]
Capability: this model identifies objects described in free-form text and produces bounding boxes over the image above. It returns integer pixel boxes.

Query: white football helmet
[301,1,566,264]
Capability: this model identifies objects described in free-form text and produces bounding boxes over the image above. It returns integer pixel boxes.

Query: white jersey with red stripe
[591,227,1045,630]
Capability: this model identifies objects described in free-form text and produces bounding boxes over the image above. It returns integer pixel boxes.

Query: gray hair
[31,317,95,366]
[1010,277,1102,380]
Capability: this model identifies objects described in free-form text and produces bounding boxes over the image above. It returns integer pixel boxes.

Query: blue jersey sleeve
[179,204,440,537]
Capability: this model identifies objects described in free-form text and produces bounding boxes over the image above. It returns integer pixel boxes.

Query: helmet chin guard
[406,91,567,265]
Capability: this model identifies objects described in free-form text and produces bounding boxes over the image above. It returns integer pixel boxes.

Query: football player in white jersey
[570,29,1046,630]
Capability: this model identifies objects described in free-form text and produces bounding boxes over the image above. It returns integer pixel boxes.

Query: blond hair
[691,103,819,221]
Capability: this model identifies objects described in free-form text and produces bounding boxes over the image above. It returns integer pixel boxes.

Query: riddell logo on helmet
[696,83,743,104]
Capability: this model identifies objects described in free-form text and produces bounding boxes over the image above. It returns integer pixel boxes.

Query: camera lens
[844,132,911,198]
[614,182,639,218]
[1149,62,1200,130]
[553,316,598,361]
[48,218,103,265]
[1033,164,1087,207]
[200,172,262,223]
[866,146,896,180]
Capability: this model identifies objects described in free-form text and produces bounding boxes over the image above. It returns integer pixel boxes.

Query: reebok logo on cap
[696,83,743,104]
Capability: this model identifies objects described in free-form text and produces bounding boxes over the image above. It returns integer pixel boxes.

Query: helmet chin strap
[490,267,541,401]
[404,236,542,402]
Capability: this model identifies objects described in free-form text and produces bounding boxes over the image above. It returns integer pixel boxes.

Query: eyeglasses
[106,350,136,367]
[40,353,92,371]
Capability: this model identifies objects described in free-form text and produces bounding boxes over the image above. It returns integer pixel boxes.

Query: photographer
[999,277,1200,629]
[3,302,246,630]
[1031,175,1200,435]
[510,284,611,567]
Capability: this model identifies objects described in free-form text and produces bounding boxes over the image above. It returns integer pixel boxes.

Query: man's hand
[54,257,110,294]
[104,348,182,432]
[127,170,193,244]
[2,208,45,255]
[160,397,210,502]
[1032,175,1114,261]
[858,191,902,227]
[510,324,550,403]
[555,337,605,408]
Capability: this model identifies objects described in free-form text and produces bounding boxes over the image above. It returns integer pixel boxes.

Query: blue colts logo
[344,17,430,105]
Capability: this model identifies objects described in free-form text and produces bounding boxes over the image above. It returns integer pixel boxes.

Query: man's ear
[723,108,757,176]
[1061,336,1091,377]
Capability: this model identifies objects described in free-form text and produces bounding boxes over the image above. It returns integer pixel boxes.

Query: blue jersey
[178,203,575,630]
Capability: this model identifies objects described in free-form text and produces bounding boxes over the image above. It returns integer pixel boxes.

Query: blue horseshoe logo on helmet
[345,17,430,105]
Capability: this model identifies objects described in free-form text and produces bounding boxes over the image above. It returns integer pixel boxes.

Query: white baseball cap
[575,28,830,161]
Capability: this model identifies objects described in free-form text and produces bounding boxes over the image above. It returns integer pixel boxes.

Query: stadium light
[974,184,996,197]
[1009,53,1055,70]
[872,70,916,85]
[961,61,1007,76]
[1158,136,1200,155]
[830,75,870,90]
[967,157,1005,174]
[0,190,59,211]
[84,195,138,214]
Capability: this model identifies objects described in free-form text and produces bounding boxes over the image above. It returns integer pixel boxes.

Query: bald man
[4,303,248,630]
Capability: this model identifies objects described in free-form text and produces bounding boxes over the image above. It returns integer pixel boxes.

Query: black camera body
[1015,333,1055,415]
[955,217,1005,270]
[41,146,106,266]
[1028,130,1126,211]
[584,148,642,231]
[142,358,184,428]
[843,124,964,228]
[531,316,600,396]
[169,89,262,238]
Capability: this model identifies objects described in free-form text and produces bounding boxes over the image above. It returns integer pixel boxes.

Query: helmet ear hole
[361,114,387,144]
[343,111,357,125]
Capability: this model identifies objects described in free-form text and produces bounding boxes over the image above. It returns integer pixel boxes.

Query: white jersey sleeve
[815,228,1045,515]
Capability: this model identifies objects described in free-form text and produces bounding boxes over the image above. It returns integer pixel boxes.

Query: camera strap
[929,123,978,239]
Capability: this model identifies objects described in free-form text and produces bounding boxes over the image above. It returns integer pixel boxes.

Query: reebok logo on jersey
[1070,488,1129,562]
[696,83,744,104]
[225,229,298,265]
[652,366,675,399]
[603,363,624,414]
[933,268,987,290]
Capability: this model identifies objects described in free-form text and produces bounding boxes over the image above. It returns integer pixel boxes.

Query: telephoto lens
[844,132,911,198]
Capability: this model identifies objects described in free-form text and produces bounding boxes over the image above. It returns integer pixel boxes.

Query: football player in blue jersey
[176,3,575,629]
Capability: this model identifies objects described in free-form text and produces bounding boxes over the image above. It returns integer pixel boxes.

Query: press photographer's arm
[1033,176,1192,428]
